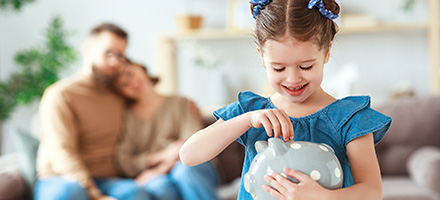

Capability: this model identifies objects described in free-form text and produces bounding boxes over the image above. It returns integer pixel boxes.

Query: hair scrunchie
[308,0,339,20]
[250,0,272,19]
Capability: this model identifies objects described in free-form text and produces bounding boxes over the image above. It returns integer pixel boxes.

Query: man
[35,23,151,200]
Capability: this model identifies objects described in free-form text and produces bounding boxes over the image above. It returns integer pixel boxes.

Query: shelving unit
[154,0,440,96]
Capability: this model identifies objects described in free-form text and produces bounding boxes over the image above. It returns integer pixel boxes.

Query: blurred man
[35,23,151,200]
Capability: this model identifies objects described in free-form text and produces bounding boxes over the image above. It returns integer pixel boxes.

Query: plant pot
[177,14,203,32]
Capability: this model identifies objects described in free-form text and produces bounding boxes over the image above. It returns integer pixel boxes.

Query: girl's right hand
[247,109,294,141]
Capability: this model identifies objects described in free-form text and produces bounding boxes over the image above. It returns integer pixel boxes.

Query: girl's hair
[251,0,340,51]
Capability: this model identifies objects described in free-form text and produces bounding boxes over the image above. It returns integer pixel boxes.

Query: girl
[111,61,220,200]
[179,0,392,199]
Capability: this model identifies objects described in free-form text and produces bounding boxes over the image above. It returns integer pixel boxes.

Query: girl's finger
[259,116,273,137]
[276,110,292,141]
[280,110,294,140]
[284,168,311,183]
[273,172,297,189]
[262,184,283,199]
[266,110,281,138]
[265,174,288,195]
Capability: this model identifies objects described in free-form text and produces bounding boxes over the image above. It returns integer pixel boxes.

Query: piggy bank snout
[243,173,254,193]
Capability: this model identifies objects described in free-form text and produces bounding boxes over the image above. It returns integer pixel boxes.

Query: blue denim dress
[214,91,392,200]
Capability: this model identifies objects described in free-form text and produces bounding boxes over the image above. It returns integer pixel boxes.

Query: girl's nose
[286,69,302,83]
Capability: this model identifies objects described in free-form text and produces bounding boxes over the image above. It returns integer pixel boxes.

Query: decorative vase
[176,14,203,32]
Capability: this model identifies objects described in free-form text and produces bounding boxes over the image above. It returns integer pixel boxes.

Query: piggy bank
[244,138,343,200]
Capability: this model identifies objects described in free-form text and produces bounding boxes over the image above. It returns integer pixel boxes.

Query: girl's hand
[263,168,328,200]
[97,196,117,200]
[248,109,294,141]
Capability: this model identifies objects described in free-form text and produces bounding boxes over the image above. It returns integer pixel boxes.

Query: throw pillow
[407,146,440,194]
[10,128,40,194]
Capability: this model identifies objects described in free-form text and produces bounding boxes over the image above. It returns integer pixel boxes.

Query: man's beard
[92,65,116,85]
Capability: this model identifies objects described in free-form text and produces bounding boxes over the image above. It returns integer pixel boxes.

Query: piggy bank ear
[255,140,268,153]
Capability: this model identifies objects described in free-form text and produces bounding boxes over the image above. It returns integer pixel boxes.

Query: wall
[0,0,226,154]
[0,0,432,154]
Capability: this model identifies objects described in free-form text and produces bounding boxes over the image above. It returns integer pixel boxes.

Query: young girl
[180,0,392,199]
[111,61,220,200]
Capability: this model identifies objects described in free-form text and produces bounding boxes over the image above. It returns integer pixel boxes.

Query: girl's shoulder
[328,96,371,115]
[325,96,392,143]
[324,95,372,126]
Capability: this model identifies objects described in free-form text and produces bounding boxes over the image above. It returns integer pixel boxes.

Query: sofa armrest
[407,146,440,194]
[0,154,28,200]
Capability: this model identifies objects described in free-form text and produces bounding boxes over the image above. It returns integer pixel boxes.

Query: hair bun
[323,0,340,15]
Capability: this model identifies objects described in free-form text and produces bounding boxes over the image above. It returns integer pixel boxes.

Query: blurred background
[0,0,437,155]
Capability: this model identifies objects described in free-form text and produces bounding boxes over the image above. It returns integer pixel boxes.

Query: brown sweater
[37,71,124,199]
[116,96,203,178]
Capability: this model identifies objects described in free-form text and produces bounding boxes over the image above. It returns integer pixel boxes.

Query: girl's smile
[282,83,309,96]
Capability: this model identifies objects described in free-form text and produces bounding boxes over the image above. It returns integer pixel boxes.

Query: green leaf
[0,15,78,120]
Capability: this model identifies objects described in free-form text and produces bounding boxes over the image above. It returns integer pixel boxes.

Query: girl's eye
[300,65,312,71]
[273,67,285,72]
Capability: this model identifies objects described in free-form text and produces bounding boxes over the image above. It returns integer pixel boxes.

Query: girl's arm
[264,133,382,200]
[180,109,294,166]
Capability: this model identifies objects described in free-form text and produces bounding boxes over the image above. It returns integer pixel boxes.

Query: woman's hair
[109,58,160,105]
[251,0,340,51]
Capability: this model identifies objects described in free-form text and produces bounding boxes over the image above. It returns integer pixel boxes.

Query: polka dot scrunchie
[249,0,272,19]
[308,0,339,20]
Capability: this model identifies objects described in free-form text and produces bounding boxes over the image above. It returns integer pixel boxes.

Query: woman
[112,61,220,200]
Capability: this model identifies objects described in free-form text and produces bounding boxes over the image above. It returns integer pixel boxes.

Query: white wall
[0,0,227,154]
[0,0,433,154]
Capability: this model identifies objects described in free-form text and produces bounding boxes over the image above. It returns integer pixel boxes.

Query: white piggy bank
[244,138,343,200]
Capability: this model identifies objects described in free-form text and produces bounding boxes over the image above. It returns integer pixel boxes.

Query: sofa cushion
[382,176,440,200]
[0,154,27,200]
[10,128,40,194]
[375,96,440,175]
[407,146,440,194]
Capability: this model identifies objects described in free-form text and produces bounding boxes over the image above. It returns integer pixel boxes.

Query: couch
[1,95,440,200]
[0,117,245,200]
[375,96,440,200]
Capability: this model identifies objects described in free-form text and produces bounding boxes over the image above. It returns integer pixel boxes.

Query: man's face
[85,31,127,83]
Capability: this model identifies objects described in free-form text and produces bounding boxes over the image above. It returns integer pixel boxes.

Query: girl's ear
[324,42,332,64]
[257,46,265,68]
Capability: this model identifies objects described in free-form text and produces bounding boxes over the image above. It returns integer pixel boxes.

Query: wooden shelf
[338,22,428,34]
[160,21,428,41]
[163,29,253,41]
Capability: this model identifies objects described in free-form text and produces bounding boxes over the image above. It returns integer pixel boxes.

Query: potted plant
[0,16,77,153]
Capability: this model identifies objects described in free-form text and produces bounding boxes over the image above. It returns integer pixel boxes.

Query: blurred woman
[111,61,219,200]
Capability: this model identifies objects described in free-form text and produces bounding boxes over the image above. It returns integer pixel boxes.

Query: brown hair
[109,58,160,105]
[251,0,339,51]
[90,23,128,41]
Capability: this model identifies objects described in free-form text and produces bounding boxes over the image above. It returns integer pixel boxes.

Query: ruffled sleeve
[213,91,271,146]
[328,96,392,146]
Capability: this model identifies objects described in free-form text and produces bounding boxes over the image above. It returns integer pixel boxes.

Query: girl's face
[114,64,153,99]
[260,36,330,104]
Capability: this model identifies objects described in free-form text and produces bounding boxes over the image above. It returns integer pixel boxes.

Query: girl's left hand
[263,168,328,200]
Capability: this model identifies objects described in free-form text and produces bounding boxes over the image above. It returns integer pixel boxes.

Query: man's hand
[135,168,164,186]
